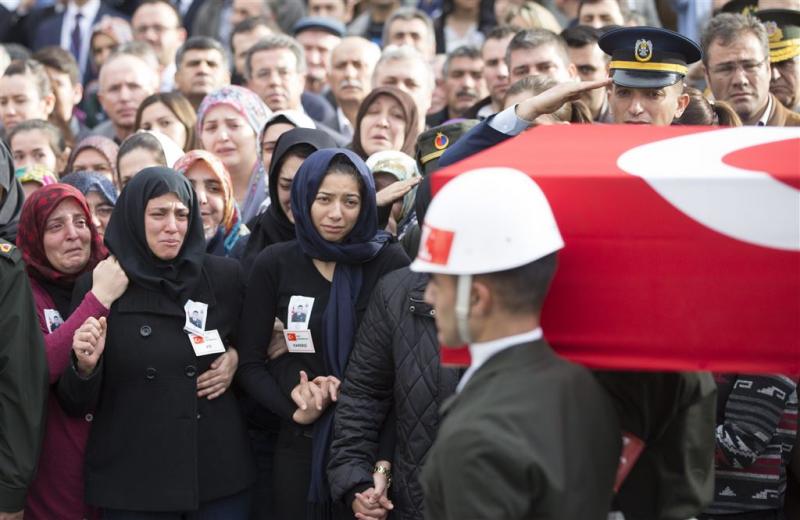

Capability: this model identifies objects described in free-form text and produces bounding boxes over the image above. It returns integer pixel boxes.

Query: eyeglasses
[710,58,768,77]
[133,24,179,36]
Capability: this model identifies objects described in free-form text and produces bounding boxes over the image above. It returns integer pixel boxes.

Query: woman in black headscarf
[241,128,337,274]
[0,141,24,242]
[58,167,254,518]
[238,149,409,519]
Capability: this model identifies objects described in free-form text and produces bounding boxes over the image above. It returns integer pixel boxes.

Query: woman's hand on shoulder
[197,347,238,400]
[91,256,129,308]
[73,316,107,377]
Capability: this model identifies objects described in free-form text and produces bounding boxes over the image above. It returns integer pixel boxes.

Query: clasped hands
[352,460,394,520]
[291,370,340,425]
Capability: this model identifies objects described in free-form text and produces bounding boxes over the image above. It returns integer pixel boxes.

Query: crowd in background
[0,0,799,518]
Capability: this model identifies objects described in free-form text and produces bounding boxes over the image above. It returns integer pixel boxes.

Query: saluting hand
[516,78,613,122]
[73,316,107,377]
[91,256,129,308]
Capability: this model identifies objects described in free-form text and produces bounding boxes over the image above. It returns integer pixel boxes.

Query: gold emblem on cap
[635,39,653,62]
[0,243,12,253]
[765,21,783,43]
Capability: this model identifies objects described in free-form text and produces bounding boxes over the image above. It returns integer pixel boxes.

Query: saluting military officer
[437,27,704,166]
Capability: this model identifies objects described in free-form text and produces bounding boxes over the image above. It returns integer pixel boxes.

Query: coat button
[140,325,152,337]
[184,365,197,378]
[145,367,157,380]
[85,413,93,422]
[197,413,202,420]
[410,305,416,312]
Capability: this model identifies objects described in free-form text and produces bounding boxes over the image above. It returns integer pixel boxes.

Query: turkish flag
[431,125,800,374]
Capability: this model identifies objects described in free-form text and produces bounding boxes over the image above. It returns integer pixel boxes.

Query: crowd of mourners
[0,0,798,518]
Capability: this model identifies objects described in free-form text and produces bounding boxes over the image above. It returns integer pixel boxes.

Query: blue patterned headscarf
[291,148,390,510]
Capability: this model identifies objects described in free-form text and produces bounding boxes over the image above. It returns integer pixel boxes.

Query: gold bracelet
[373,464,392,488]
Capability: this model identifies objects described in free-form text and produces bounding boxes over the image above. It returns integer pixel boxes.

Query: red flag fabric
[431,125,800,374]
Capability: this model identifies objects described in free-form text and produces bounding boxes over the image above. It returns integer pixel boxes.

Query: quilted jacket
[328,267,461,519]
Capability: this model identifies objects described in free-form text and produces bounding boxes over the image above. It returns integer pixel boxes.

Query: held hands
[376,177,421,207]
[73,316,107,377]
[516,78,613,122]
[0,511,24,520]
[352,461,394,520]
[291,371,340,425]
[91,256,129,308]
[197,347,238,400]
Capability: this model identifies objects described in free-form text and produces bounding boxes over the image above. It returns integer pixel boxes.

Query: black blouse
[237,240,410,421]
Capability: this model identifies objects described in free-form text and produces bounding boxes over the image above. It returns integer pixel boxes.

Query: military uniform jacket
[57,254,254,512]
[0,240,48,512]
[421,339,621,520]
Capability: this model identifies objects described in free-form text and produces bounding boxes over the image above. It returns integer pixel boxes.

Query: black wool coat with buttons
[57,254,255,512]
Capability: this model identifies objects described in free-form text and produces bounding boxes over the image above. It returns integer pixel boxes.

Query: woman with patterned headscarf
[174,150,250,258]
[197,86,271,224]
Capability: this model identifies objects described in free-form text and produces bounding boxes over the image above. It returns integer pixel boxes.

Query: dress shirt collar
[456,327,543,392]
[757,95,773,127]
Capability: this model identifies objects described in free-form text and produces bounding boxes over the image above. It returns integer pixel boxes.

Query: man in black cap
[600,25,699,125]
[293,16,345,94]
[757,8,800,111]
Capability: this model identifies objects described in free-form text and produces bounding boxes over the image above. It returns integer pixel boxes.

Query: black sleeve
[236,247,295,420]
[328,275,397,502]
[0,260,48,512]
[56,354,104,417]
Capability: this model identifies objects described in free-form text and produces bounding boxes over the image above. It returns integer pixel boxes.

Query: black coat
[58,254,254,512]
[328,268,461,519]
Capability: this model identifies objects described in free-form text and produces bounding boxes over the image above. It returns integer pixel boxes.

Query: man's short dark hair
[176,36,229,69]
[477,253,558,315]
[506,29,570,67]
[245,35,306,80]
[485,25,518,43]
[560,25,602,48]
[577,0,630,19]
[443,45,482,77]
[32,46,81,86]
[230,16,276,49]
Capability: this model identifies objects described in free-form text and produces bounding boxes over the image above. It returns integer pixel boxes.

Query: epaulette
[0,239,21,264]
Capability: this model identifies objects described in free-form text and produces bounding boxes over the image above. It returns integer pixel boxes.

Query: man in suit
[32,0,127,83]
[703,11,800,125]
[245,35,346,143]
[412,167,621,520]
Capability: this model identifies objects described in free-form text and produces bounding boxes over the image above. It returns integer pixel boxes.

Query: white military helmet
[410,167,564,344]
[411,167,564,276]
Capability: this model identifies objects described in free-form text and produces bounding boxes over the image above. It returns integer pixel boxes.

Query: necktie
[70,12,83,63]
